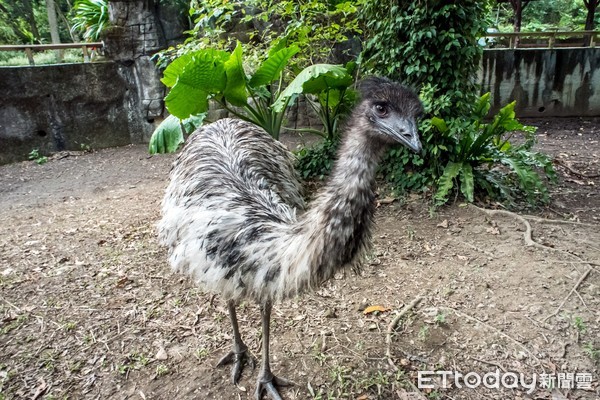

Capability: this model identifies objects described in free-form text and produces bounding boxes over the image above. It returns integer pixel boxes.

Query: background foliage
[156,0,362,68]
[493,0,598,32]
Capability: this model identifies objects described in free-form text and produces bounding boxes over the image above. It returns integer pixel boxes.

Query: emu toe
[255,373,294,400]
[216,345,256,384]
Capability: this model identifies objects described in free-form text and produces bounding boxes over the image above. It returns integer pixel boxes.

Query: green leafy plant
[150,40,354,153]
[583,342,599,361]
[70,0,109,41]
[158,0,362,69]
[432,93,556,206]
[275,62,357,140]
[573,316,587,334]
[148,114,206,154]
[361,1,490,118]
[295,137,340,180]
[28,149,48,165]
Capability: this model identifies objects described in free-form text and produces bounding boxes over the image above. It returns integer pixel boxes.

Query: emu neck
[298,126,385,282]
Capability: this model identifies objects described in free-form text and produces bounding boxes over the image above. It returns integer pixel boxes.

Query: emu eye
[374,103,388,117]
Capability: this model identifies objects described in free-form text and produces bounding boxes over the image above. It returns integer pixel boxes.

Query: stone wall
[0,62,151,165]
[104,0,168,126]
[0,0,172,165]
[480,48,600,117]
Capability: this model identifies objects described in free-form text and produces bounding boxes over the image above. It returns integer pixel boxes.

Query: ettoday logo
[417,370,594,394]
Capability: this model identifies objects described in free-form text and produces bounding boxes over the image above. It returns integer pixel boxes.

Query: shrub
[149,40,355,153]
[361,1,490,117]
[431,93,556,206]
[294,138,340,180]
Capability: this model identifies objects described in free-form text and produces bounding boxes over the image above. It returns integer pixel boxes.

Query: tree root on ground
[470,205,596,323]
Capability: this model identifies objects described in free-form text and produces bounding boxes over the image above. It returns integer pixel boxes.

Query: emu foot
[255,372,294,400]
[216,344,256,384]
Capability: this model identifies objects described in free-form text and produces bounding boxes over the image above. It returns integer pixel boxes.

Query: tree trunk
[46,0,64,61]
[583,0,598,46]
[509,0,523,47]
[509,0,532,47]
[23,0,41,42]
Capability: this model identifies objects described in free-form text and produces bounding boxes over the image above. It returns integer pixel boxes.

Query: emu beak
[385,117,422,153]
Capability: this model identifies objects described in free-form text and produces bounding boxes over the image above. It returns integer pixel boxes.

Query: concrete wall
[0,62,154,165]
[0,0,168,165]
[480,48,600,117]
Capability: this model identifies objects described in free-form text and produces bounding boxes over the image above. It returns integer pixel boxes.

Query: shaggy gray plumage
[158,77,423,400]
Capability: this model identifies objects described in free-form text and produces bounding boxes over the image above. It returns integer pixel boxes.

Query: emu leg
[255,300,293,400]
[216,299,256,384]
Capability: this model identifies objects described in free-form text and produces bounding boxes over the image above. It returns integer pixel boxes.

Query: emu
[158,77,423,399]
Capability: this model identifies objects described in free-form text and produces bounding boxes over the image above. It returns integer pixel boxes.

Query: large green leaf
[161,52,196,87]
[272,64,351,112]
[148,114,184,154]
[224,42,248,107]
[430,116,449,133]
[248,45,300,88]
[165,52,229,119]
[434,161,462,204]
[459,163,474,202]
[162,49,229,88]
[165,84,209,119]
[473,93,491,120]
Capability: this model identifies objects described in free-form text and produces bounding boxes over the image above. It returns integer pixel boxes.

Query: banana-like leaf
[148,113,207,154]
[268,36,289,57]
[434,161,462,204]
[148,114,184,154]
[248,45,300,88]
[272,64,351,112]
[224,42,248,107]
[459,163,474,202]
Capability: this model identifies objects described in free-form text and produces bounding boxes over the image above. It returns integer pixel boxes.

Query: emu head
[358,77,424,153]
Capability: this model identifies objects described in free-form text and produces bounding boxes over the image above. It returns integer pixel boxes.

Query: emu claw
[216,346,256,384]
[255,374,294,400]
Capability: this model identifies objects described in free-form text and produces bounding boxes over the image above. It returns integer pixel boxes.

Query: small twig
[542,268,592,322]
[441,307,545,371]
[573,289,589,311]
[1,298,22,313]
[386,295,424,368]
[469,356,507,372]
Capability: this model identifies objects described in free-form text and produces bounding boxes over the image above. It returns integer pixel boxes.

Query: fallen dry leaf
[437,219,449,228]
[363,305,391,315]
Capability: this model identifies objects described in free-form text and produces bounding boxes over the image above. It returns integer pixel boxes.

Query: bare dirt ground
[1,118,599,400]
